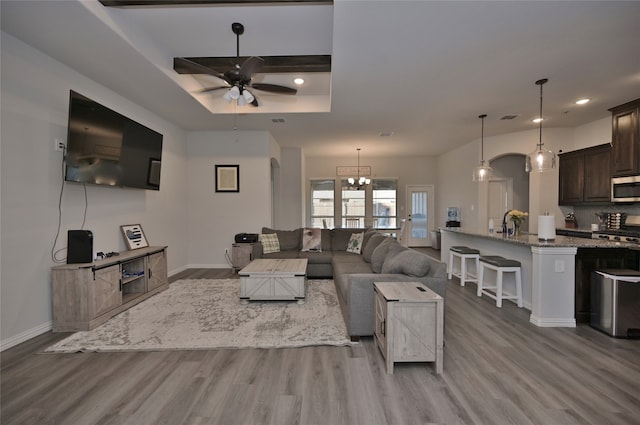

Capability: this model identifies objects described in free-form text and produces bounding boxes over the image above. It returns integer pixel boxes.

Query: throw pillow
[381,249,431,277]
[301,227,322,252]
[261,227,301,251]
[362,234,387,263]
[259,233,280,254]
[346,232,364,254]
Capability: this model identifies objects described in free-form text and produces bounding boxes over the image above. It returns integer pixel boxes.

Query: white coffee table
[239,258,308,304]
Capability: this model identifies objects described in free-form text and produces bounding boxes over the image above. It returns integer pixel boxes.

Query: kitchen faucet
[502,209,514,235]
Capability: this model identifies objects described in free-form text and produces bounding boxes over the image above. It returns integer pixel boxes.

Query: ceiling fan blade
[238,56,265,80]
[175,58,226,80]
[250,83,297,95]
[196,85,231,94]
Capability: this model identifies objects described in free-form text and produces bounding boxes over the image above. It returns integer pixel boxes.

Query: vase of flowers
[508,210,528,236]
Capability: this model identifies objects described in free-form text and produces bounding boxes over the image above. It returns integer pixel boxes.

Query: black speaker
[67,230,93,264]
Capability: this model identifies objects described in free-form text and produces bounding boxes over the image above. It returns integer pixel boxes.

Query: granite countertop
[439,227,638,249]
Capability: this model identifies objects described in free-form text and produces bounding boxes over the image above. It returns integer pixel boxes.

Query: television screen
[65,91,163,190]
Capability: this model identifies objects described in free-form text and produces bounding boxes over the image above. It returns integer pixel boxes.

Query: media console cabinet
[51,246,168,331]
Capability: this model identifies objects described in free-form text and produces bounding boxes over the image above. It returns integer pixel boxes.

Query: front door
[406,185,434,247]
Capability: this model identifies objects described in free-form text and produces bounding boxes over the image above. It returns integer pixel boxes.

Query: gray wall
[1,33,190,349]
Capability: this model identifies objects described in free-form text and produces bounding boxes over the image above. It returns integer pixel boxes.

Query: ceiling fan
[175,22,297,107]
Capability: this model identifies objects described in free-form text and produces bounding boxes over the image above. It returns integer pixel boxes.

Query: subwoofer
[67,230,93,264]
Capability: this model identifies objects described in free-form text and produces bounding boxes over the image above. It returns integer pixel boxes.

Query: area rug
[45,279,353,353]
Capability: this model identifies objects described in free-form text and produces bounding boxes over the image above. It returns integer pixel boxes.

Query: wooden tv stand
[51,246,168,332]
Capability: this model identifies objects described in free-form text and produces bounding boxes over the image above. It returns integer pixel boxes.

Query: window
[310,179,335,228]
[341,180,365,228]
[372,179,397,229]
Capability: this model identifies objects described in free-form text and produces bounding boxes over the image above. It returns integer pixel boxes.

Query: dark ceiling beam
[100,0,332,7]
[174,55,331,74]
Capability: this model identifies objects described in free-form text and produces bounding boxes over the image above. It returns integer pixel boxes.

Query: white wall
[1,33,189,349]
[437,128,575,232]
[186,131,275,267]
[278,147,305,229]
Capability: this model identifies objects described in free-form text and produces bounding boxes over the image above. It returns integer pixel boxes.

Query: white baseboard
[529,315,576,328]
[1,321,52,352]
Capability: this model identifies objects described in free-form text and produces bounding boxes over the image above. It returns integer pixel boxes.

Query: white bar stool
[477,255,523,308]
[448,246,480,287]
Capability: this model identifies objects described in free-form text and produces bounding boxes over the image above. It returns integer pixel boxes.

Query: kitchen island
[440,227,639,328]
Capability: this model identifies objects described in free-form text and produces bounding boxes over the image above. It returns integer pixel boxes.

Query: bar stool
[477,255,523,308]
[448,246,480,287]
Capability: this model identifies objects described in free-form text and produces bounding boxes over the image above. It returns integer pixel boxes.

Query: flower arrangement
[508,210,529,226]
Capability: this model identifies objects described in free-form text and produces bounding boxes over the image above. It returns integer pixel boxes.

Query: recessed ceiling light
[575,98,590,105]
[293,78,304,85]
[532,117,544,123]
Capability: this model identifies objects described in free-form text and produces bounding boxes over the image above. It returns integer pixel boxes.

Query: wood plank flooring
[2,267,639,425]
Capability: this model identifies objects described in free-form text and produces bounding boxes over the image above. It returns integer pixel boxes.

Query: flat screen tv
[65,90,163,190]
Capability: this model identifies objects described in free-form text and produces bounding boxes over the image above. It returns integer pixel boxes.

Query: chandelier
[525,78,556,172]
[348,148,370,190]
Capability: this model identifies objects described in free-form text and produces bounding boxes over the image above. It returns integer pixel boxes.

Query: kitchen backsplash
[562,204,640,230]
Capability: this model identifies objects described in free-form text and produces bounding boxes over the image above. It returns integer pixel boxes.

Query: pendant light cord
[479,114,487,161]
[536,78,548,150]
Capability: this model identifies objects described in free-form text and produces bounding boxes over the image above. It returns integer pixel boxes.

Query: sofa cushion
[262,227,301,251]
[370,238,397,273]
[259,233,280,254]
[362,234,387,263]
[261,250,299,259]
[362,229,378,250]
[346,232,364,254]
[297,250,333,264]
[331,228,363,251]
[301,227,322,252]
[381,249,431,277]
[321,229,332,251]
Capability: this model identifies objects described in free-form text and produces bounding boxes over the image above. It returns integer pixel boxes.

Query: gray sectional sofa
[254,227,447,339]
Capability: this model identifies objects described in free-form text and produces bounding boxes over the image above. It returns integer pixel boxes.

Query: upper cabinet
[559,144,611,205]
[610,98,640,177]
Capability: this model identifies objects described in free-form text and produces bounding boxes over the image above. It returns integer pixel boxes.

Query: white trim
[1,321,52,352]
[530,316,577,328]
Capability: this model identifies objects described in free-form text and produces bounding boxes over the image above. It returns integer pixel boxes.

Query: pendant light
[525,78,556,172]
[347,148,370,190]
[472,114,493,182]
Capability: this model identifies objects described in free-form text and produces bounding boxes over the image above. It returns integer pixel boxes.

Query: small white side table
[374,282,444,374]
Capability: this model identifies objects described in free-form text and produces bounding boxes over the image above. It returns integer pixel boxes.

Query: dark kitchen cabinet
[610,98,640,177]
[558,144,611,205]
[575,248,639,323]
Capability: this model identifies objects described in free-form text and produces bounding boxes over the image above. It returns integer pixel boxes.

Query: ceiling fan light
[228,86,240,100]
[237,95,246,106]
[242,89,254,103]
[222,90,234,103]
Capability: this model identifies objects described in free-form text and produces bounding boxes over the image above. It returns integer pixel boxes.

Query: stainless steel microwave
[611,175,640,202]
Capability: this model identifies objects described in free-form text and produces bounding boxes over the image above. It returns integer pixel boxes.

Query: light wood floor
[2,267,639,425]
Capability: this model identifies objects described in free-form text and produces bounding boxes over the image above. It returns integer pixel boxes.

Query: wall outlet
[54,138,65,152]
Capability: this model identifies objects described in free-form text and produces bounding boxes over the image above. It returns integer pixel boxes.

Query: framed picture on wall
[120,224,149,250]
[215,164,240,192]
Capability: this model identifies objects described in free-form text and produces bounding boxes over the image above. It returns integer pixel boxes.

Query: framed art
[120,224,149,250]
[215,164,239,192]
[336,165,371,177]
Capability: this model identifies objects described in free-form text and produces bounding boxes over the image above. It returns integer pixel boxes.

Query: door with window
[406,185,434,247]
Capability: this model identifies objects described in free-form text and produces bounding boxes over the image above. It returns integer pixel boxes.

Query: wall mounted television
[65,90,163,191]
